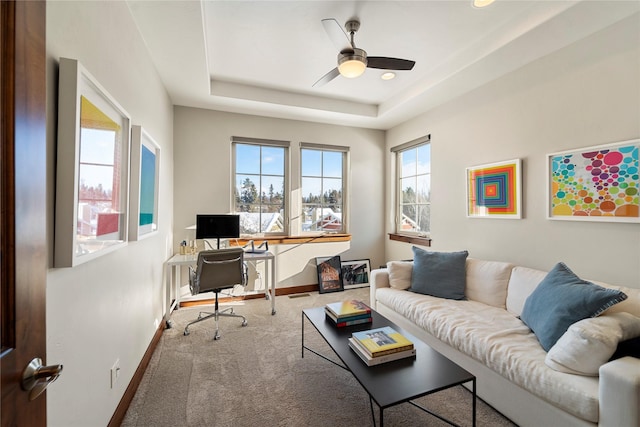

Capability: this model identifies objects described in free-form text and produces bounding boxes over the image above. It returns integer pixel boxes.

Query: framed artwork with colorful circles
[466,159,522,219]
[547,139,640,222]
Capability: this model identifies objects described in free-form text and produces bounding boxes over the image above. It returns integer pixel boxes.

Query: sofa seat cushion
[376,287,600,423]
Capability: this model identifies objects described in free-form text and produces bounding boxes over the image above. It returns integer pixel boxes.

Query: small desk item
[163,250,276,326]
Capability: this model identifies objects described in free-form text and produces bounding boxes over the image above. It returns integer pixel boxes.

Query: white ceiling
[127,1,639,130]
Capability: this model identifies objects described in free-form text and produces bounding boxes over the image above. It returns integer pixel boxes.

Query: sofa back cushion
[386,261,413,290]
[592,281,640,317]
[506,266,548,316]
[465,258,514,309]
[507,266,640,318]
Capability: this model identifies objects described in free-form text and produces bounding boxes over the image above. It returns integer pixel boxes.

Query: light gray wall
[46,2,174,426]
[173,107,386,284]
[385,14,640,289]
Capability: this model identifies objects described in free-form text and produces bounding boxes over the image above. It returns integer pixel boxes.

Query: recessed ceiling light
[473,0,495,8]
[381,72,396,80]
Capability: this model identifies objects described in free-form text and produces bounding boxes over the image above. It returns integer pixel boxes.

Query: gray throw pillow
[409,247,468,300]
[520,262,628,351]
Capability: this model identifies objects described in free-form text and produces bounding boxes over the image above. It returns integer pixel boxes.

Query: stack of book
[348,326,416,366]
[324,300,372,327]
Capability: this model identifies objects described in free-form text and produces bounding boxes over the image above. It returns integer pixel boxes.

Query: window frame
[231,137,290,237]
[300,142,349,235]
[392,135,431,238]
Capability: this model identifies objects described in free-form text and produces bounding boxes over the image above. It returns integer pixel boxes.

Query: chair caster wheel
[214,334,221,340]
[183,330,190,336]
[242,320,248,327]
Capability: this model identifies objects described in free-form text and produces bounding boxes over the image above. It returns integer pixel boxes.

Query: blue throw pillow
[520,262,627,351]
[409,247,468,300]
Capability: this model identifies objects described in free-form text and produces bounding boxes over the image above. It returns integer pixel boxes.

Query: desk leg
[270,257,276,315]
[174,264,181,310]
[264,260,269,301]
[164,263,173,328]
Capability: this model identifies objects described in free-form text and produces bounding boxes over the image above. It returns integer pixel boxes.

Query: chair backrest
[190,248,246,295]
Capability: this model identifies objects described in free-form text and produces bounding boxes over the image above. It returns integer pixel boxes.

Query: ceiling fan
[313,18,416,87]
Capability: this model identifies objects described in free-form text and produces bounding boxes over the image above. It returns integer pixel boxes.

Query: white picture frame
[54,58,131,267]
[466,158,522,219]
[129,126,160,240]
[547,139,640,223]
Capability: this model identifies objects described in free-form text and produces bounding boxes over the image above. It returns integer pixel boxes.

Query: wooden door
[1,1,50,426]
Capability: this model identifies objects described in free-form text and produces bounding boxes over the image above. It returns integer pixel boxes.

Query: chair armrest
[599,356,640,427]
[369,268,390,310]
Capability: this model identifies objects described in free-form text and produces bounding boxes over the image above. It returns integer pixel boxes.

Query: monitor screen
[195,214,240,240]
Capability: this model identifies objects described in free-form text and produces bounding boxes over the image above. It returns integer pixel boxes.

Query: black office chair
[183,248,248,340]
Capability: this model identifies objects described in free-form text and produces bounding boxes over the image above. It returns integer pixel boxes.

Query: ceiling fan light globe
[338,60,367,78]
[337,48,367,78]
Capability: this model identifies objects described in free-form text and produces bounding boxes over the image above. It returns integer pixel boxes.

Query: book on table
[351,326,414,357]
[325,300,371,319]
[325,308,372,327]
[348,337,416,366]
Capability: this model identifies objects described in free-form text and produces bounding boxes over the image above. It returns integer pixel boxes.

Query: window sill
[230,234,351,246]
[388,233,432,247]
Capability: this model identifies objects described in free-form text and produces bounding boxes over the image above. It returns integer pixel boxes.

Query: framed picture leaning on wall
[341,259,371,289]
[316,256,344,293]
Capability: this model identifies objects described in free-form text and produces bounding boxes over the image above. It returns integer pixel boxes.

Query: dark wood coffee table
[302,306,476,427]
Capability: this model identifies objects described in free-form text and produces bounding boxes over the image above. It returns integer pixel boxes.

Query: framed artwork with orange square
[466,159,522,219]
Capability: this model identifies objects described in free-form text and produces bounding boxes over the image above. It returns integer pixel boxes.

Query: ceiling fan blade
[312,67,340,87]
[367,57,416,71]
[321,18,353,52]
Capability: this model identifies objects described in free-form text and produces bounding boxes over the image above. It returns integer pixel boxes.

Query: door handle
[21,357,63,401]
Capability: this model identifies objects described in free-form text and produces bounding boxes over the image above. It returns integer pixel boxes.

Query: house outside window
[300,143,349,233]
[393,135,431,236]
[232,137,289,235]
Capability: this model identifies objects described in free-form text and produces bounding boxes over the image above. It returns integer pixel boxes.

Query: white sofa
[369,258,640,427]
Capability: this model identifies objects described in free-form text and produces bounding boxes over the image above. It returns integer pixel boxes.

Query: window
[393,136,431,236]
[301,143,349,233]
[232,137,289,235]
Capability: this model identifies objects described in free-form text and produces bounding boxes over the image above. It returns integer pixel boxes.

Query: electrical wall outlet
[110,359,120,389]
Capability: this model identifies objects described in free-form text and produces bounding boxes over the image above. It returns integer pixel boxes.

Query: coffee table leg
[369,397,375,426]
[368,396,383,427]
[301,312,305,358]
[472,379,476,427]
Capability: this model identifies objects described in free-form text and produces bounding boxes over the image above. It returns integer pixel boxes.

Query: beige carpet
[122,288,517,426]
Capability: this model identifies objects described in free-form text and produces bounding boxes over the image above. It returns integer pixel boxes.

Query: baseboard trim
[107,320,165,427]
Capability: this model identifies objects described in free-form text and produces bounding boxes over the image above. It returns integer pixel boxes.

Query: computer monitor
[195,214,240,249]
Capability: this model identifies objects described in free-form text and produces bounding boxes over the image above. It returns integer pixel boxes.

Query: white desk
[163,251,276,325]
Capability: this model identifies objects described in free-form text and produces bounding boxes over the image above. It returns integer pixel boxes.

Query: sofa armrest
[369,268,390,310]
[599,356,640,427]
